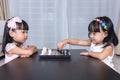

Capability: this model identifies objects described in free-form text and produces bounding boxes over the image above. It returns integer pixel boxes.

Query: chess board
[39,49,71,60]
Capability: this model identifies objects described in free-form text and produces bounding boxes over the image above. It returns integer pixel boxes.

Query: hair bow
[94,19,107,30]
[7,17,22,29]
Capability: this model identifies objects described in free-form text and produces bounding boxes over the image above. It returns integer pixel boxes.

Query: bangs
[88,21,100,32]
[16,20,29,30]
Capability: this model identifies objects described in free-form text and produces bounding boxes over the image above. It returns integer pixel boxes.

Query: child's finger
[80,52,88,55]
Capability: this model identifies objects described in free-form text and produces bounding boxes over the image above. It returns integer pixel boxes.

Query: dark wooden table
[0,49,120,80]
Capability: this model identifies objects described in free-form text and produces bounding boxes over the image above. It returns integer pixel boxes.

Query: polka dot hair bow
[7,17,22,29]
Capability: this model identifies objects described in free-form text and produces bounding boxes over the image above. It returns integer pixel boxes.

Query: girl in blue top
[57,16,118,70]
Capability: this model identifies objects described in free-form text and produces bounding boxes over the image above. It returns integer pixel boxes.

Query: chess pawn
[41,47,47,55]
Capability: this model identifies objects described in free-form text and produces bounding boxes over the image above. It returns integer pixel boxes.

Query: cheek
[97,34,105,40]
[101,33,106,39]
[94,34,103,40]
[14,34,23,40]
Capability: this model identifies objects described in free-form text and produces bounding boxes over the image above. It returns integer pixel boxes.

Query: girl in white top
[57,16,118,70]
[2,17,37,63]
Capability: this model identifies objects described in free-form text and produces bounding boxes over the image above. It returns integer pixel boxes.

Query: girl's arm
[57,39,91,50]
[80,45,113,60]
[7,45,37,56]
[20,45,38,57]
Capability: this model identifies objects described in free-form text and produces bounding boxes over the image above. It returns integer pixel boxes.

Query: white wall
[8,0,120,50]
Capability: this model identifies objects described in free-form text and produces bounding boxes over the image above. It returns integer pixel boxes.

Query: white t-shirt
[5,43,26,64]
[90,43,115,70]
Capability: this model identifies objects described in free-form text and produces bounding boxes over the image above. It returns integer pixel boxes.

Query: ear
[104,31,108,37]
[9,29,15,37]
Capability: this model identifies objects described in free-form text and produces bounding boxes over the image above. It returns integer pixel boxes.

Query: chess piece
[41,47,47,55]
[48,49,52,55]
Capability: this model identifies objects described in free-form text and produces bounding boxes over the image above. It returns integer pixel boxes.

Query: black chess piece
[57,49,69,55]
[64,49,69,55]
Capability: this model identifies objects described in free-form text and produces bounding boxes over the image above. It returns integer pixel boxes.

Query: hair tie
[94,19,107,30]
[7,17,22,29]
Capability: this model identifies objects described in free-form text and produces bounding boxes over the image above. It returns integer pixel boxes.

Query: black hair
[1,18,29,54]
[88,16,118,47]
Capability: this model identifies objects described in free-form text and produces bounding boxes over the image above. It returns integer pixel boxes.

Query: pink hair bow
[7,17,22,29]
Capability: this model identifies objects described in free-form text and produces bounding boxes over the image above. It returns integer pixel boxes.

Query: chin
[92,41,96,44]
[20,41,25,44]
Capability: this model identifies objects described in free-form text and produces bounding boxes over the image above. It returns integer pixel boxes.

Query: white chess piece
[41,47,47,55]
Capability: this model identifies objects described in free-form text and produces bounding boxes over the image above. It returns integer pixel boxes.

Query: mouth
[91,39,96,43]
[24,38,27,41]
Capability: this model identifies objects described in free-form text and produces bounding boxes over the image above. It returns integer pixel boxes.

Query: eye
[26,31,28,33]
[22,31,25,33]
[21,30,28,33]
[93,32,96,35]
[20,30,25,33]
[88,32,97,37]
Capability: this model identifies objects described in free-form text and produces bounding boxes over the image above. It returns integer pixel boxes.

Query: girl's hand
[27,45,38,54]
[20,54,30,58]
[20,46,37,58]
[57,39,68,50]
[80,52,89,56]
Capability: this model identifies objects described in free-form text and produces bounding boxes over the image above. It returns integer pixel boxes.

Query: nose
[89,33,94,39]
[25,33,28,38]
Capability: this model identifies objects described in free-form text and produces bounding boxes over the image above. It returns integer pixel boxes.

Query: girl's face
[9,29,28,44]
[89,27,108,45]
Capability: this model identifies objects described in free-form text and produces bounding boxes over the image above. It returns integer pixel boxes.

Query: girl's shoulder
[105,44,114,50]
[6,43,16,48]
[5,43,16,52]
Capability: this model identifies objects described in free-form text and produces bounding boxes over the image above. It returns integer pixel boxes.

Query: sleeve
[5,43,16,52]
